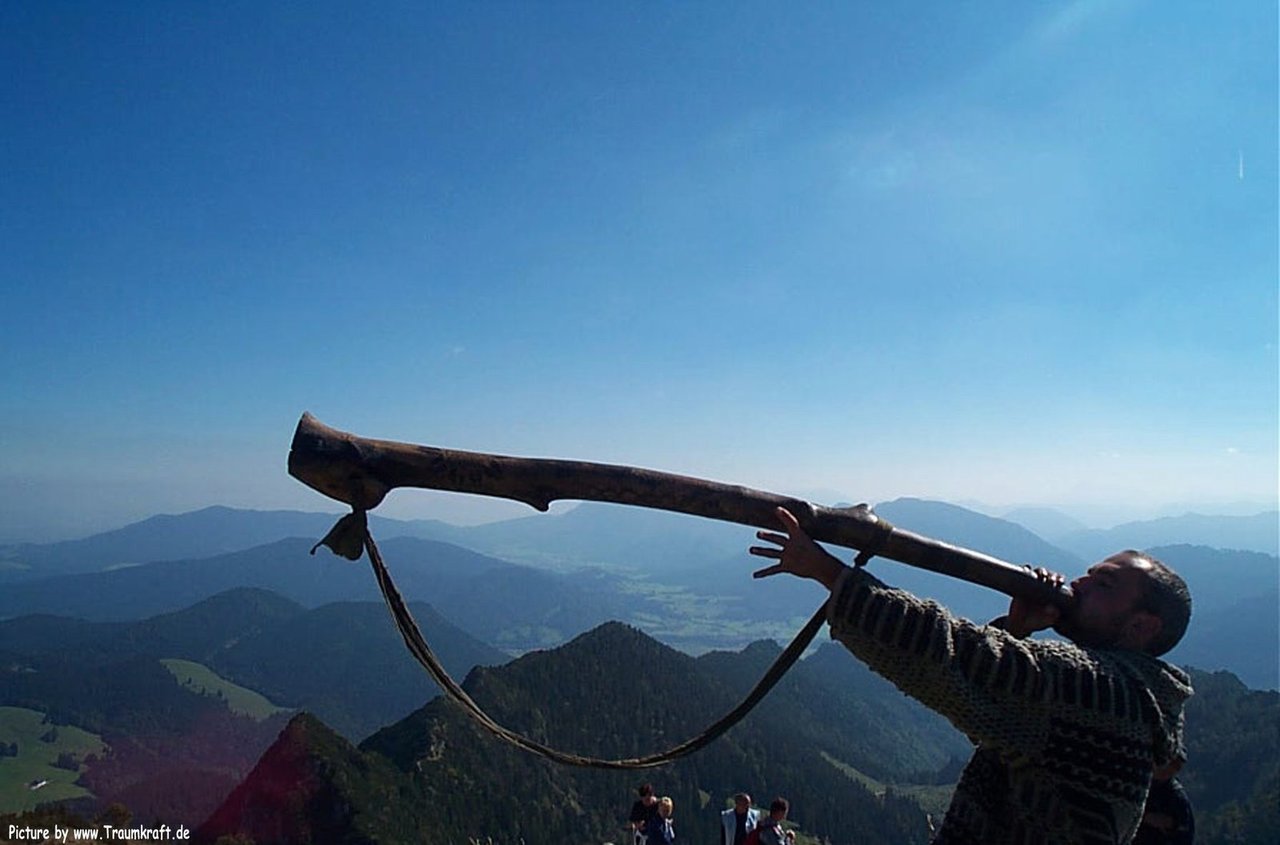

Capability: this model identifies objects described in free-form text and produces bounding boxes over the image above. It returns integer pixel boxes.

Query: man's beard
[1054,615,1124,649]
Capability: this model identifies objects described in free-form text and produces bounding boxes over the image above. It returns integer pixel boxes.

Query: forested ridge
[201,622,936,844]
[192,624,1279,845]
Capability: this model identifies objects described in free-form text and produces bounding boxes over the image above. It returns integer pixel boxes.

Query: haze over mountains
[5,499,1273,579]
[1,499,1275,685]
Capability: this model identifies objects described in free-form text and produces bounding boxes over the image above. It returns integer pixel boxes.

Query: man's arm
[751,507,1098,753]
[752,508,1070,643]
[752,507,1064,635]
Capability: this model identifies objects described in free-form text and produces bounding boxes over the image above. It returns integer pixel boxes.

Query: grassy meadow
[160,659,291,721]
[0,706,106,813]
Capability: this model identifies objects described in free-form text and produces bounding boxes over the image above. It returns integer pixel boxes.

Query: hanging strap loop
[313,510,827,769]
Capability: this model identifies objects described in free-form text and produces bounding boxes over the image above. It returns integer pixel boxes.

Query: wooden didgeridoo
[288,412,1074,611]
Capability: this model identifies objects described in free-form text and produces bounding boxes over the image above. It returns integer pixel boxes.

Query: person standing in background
[721,793,761,845]
[629,783,659,845]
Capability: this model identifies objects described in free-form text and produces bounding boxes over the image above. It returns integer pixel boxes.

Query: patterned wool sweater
[826,566,1193,845]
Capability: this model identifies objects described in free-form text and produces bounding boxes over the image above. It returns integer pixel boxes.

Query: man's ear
[1125,610,1163,651]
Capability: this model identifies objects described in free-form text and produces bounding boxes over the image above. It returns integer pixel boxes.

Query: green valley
[0,707,105,813]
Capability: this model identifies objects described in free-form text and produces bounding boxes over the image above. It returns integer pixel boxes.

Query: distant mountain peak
[741,638,783,657]
[175,586,305,614]
[484,620,679,682]
[878,496,1015,520]
[872,497,1083,569]
[564,619,650,647]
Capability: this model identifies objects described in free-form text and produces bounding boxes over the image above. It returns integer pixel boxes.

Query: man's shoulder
[1025,635,1136,671]
[1079,645,1194,700]
[1104,648,1191,682]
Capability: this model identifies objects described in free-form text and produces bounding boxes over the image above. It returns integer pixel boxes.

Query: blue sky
[2,1,1276,541]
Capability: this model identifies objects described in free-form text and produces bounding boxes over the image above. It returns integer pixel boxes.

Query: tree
[97,803,132,830]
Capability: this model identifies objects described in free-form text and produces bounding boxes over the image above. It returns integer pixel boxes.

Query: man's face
[1057,553,1152,648]
[734,798,749,815]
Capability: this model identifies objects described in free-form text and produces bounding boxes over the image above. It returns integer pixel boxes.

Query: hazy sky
[3,1,1276,542]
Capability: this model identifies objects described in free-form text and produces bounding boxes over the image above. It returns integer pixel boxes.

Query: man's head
[638,783,654,802]
[733,793,751,815]
[1059,551,1190,656]
[658,797,673,819]
[769,797,789,821]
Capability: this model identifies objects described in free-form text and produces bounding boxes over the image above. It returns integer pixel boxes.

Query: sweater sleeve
[825,565,1103,756]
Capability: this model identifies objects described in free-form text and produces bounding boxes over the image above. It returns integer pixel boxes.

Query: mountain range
[0,585,511,824]
[0,501,1275,686]
[0,506,453,583]
[1056,511,1278,560]
[200,621,952,844]
[4,499,1272,580]
[0,535,660,653]
[0,492,1274,843]
[1149,545,1280,689]
[0,587,507,742]
[197,621,1279,845]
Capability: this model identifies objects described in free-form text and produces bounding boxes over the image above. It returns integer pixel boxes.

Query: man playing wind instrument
[750,507,1193,845]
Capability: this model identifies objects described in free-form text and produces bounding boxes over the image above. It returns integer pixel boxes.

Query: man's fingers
[775,506,799,531]
[751,509,802,580]
[1032,566,1065,586]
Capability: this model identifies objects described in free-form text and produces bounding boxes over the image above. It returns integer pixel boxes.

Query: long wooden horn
[288,412,1074,610]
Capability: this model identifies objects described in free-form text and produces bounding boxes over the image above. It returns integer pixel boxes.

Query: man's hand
[1005,566,1065,638]
[749,506,847,591]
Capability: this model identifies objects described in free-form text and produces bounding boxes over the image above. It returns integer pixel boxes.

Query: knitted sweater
[826,567,1192,845]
